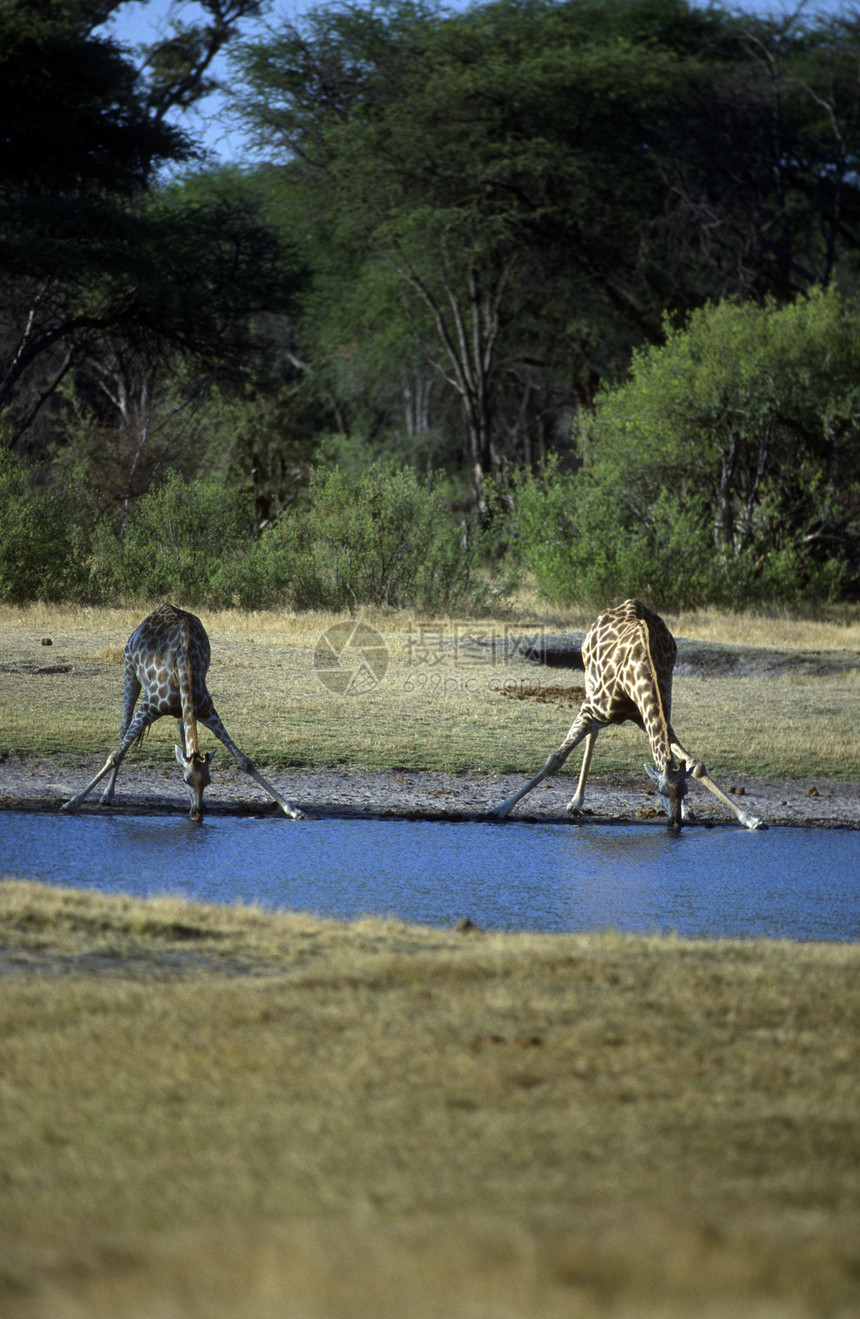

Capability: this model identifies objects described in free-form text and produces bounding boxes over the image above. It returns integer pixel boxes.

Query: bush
[93,470,261,607]
[510,460,711,610]
[85,462,486,612]
[570,287,860,603]
[508,459,847,611]
[0,450,92,602]
[264,463,486,611]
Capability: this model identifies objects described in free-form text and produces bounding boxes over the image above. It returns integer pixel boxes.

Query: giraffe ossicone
[490,599,764,832]
[61,603,304,821]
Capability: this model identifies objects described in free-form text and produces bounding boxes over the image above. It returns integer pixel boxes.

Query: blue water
[1,813,858,941]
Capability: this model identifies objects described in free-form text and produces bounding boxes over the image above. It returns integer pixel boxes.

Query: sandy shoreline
[1,754,856,828]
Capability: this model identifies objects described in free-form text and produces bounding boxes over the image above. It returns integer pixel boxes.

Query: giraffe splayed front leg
[672,752,765,830]
[194,714,305,819]
[62,703,157,815]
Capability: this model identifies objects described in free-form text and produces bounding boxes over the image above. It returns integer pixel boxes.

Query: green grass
[1,880,859,1318]
[1,603,858,780]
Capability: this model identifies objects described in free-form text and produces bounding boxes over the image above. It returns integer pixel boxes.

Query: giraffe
[490,599,763,831]
[61,603,304,821]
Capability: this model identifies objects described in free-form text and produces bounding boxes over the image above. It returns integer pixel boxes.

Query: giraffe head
[644,758,689,833]
[174,746,215,821]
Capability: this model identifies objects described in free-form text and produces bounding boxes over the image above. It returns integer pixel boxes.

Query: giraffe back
[127,603,212,757]
[582,599,676,734]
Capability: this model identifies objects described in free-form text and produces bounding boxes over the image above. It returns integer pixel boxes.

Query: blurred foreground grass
[0,879,859,1319]
[1,602,858,780]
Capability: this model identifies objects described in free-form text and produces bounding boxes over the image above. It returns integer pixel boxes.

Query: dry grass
[0,879,859,1319]
[668,605,860,650]
[5,596,860,645]
[1,601,857,780]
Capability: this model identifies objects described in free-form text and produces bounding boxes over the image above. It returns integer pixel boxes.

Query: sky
[103,0,850,167]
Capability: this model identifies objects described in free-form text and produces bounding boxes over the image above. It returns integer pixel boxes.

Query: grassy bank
[1,879,859,1318]
[1,602,859,781]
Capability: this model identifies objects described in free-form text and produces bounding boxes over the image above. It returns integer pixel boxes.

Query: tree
[0,0,289,455]
[572,287,860,599]
[648,3,860,303]
[235,0,712,499]
[0,0,183,436]
[48,167,309,521]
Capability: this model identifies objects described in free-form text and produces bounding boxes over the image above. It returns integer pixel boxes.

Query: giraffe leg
[490,716,593,820]
[670,740,765,830]
[198,707,306,819]
[565,730,598,815]
[62,706,156,813]
[100,671,142,806]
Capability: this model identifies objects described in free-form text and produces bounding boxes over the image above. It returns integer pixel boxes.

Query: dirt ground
[1,753,856,828]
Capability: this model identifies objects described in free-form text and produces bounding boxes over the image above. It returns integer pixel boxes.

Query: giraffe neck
[635,621,674,773]
[177,620,201,759]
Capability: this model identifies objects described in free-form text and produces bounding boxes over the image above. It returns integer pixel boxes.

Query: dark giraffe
[61,603,304,821]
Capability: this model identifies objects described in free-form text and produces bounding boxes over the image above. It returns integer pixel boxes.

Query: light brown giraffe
[490,599,763,831]
[61,603,304,821]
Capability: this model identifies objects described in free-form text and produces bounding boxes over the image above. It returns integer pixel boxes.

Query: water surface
[1,813,857,941]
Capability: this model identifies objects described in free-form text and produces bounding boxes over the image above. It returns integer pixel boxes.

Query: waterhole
[1,814,857,940]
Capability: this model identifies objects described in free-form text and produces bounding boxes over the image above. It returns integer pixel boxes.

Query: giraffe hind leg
[62,754,125,813]
[100,672,142,807]
[565,730,598,815]
[99,762,121,807]
[62,708,156,813]
[490,715,593,819]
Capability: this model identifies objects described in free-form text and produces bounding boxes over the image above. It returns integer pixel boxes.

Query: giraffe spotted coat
[491,599,763,831]
[62,604,304,821]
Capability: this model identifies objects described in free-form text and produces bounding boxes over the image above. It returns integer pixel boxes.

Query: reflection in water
[1,812,857,941]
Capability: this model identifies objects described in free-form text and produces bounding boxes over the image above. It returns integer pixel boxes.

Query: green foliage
[266,464,486,611]
[235,0,703,481]
[0,0,186,204]
[511,461,849,613]
[510,461,717,611]
[93,470,261,608]
[70,463,486,613]
[0,13,300,431]
[578,288,858,600]
[232,0,860,488]
[0,450,92,602]
[509,290,858,610]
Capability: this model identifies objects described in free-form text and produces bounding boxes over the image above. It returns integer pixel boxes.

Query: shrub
[264,463,486,611]
[507,459,847,612]
[571,287,860,603]
[96,470,258,607]
[0,450,92,602]
[86,463,486,612]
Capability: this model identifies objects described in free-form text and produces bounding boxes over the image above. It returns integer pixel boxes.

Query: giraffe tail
[126,725,152,754]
